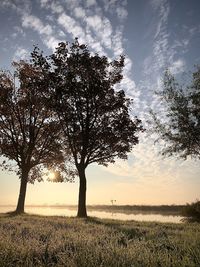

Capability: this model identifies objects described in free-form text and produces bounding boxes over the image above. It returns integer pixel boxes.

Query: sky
[0,0,200,206]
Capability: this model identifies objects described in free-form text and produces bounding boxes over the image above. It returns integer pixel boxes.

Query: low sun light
[48,171,56,181]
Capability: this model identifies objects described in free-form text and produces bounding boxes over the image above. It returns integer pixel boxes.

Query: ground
[0,213,199,267]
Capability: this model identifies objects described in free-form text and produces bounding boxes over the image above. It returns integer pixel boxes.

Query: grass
[0,213,199,267]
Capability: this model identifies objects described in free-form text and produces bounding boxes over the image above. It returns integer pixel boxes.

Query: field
[0,213,199,267]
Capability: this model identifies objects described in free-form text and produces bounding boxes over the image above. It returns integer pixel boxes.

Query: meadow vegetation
[0,213,199,267]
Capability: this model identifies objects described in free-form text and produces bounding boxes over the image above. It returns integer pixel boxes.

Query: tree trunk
[15,168,29,214]
[77,166,87,218]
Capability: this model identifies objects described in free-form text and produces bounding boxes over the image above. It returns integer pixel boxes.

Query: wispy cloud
[86,0,97,8]
[13,47,28,60]
[0,0,31,14]
[22,14,62,50]
[102,0,128,21]
[169,59,186,74]
[11,26,25,39]
[139,0,189,122]
[37,0,139,104]
[22,15,53,35]
[144,0,191,80]
[58,13,86,43]
[74,7,86,18]
[116,6,128,20]
[144,0,171,76]
[85,15,113,50]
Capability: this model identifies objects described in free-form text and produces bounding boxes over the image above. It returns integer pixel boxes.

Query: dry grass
[0,213,199,266]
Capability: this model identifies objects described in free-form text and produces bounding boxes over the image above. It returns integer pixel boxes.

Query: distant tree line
[87,204,185,215]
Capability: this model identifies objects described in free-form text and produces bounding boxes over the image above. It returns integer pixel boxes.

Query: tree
[0,60,69,214]
[151,66,200,159]
[49,39,143,217]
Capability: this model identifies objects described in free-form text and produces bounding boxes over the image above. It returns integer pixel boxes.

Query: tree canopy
[151,66,200,160]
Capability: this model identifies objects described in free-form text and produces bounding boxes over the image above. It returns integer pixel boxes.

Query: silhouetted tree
[0,60,71,214]
[49,39,143,217]
[151,66,200,159]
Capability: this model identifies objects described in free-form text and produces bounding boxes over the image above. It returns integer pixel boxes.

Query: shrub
[182,200,200,221]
